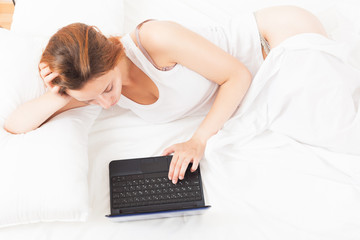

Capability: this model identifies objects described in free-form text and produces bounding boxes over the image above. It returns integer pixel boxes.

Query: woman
[4,6,327,184]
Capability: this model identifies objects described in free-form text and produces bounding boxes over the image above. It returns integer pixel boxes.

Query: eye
[105,84,113,93]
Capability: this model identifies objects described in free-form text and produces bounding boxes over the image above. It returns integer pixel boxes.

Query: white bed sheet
[1,0,360,239]
[2,33,360,240]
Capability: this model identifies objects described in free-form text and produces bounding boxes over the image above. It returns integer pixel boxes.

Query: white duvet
[1,29,359,240]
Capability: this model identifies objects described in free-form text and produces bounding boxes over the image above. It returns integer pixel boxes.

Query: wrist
[45,90,71,107]
[192,129,212,145]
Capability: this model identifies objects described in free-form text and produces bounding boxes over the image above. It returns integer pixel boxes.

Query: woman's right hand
[39,62,71,102]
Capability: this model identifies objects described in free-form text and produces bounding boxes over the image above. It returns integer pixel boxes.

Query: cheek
[115,81,122,98]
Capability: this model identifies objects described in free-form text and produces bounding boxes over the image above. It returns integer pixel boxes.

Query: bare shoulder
[254,5,328,48]
[130,20,248,85]
[130,20,192,66]
[133,20,183,48]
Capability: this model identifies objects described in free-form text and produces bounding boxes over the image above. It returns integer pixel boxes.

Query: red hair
[40,23,124,93]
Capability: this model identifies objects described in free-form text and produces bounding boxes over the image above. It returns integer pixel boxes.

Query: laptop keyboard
[111,172,203,209]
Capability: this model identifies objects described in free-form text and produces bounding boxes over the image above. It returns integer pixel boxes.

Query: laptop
[106,155,210,222]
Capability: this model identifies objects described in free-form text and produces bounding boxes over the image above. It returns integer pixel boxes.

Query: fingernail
[172,179,176,184]
[168,176,171,180]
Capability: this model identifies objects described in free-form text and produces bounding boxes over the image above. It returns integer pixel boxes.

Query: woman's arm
[133,5,327,183]
[4,63,89,134]
[4,91,88,134]
[4,91,71,134]
[142,5,327,183]
[137,20,252,183]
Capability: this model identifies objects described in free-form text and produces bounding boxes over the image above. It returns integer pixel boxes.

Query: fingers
[40,66,51,78]
[164,139,205,184]
[39,63,50,80]
[39,62,47,70]
[168,153,178,181]
[171,156,185,184]
[161,146,175,156]
[191,158,200,172]
[39,63,59,88]
[169,156,200,184]
[43,72,59,87]
[178,158,191,180]
[170,156,201,184]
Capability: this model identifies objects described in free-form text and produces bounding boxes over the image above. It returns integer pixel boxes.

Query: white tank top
[117,12,264,123]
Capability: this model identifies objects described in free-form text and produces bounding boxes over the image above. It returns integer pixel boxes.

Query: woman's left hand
[162,137,206,184]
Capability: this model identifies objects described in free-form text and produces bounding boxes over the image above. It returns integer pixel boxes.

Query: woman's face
[66,66,122,109]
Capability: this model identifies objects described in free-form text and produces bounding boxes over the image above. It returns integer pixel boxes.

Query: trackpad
[140,156,169,172]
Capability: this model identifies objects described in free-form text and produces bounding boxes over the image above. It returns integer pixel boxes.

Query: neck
[117,56,133,86]
[120,55,144,87]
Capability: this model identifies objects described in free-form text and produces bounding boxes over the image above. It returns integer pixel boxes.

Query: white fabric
[0,29,101,227]
[11,0,124,39]
[118,34,218,123]
[1,33,359,238]
[2,0,360,239]
[216,13,265,77]
[205,32,360,238]
[117,13,263,123]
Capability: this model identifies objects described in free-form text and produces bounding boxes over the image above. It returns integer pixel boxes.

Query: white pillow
[122,0,360,38]
[122,0,319,33]
[11,0,124,38]
[0,29,101,227]
[123,0,243,33]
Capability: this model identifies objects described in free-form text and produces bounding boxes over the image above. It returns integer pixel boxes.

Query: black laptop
[106,155,210,222]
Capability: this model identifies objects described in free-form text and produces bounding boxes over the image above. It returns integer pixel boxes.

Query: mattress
[1,0,360,239]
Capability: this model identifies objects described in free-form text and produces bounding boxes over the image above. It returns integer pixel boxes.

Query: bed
[0,0,360,239]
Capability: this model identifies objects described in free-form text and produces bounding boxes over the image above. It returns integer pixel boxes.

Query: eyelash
[105,84,113,93]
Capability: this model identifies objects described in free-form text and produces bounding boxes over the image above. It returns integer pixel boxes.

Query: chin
[110,98,119,106]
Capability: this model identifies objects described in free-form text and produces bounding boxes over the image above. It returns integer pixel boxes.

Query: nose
[97,95,112,109]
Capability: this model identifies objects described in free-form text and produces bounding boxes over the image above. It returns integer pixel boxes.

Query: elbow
[223,68,252,95]
[3,119,34,135]
[244,68,253,84]
[236,67,252,87]
[235,67,252,95]
[3,123,19,135]
[3,121,22,135]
